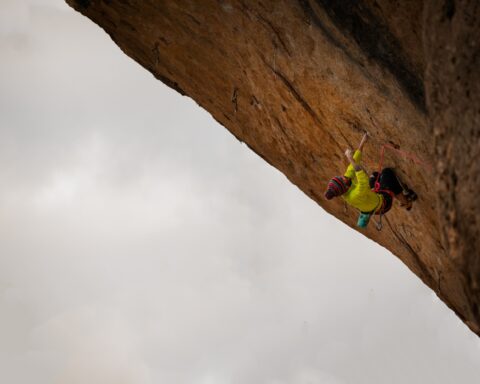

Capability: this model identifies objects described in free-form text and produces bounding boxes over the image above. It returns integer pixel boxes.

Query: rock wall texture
[65,0,480,335]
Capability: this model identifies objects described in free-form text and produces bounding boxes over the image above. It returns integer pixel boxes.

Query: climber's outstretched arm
[358,132,368,151]
[344,132,367,178]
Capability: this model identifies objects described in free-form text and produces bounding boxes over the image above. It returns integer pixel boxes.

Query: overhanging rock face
[66,0,480,335]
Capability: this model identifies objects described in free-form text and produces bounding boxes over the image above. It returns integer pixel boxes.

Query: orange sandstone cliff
[65,0,480,335]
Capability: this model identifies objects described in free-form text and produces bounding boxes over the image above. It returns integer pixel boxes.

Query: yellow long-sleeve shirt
[342,150,383,213]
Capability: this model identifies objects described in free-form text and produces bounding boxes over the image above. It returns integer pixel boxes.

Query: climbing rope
[376,144,432,175]
[374,143,432,192]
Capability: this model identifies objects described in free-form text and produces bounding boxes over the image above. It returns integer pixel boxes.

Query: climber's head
[324,176,351,200]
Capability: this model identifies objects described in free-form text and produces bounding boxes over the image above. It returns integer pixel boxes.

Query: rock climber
[324,133,417,228]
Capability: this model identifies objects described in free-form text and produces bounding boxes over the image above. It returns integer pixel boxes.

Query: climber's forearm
[358,132,368,151]
[345,149,363,172]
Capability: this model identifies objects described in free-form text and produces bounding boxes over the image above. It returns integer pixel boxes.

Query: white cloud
[0,1,29,36]
[31,306,151,384]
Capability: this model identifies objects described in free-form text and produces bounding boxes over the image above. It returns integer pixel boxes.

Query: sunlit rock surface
[66,0,480,335]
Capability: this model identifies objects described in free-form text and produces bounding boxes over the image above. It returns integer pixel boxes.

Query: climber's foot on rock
[403,188,417,202]
[398,189,416,211]
[400,200,413,211]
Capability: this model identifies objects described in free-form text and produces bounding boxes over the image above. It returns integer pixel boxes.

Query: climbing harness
[366,192,390,231]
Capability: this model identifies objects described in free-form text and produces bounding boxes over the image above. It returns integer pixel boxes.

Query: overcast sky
[1,1,479,383]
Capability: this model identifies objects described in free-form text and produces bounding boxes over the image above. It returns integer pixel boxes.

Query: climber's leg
[377,168,403,194]
[378,168,416,211]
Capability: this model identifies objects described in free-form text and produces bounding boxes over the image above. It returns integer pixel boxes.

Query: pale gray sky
[0,1,479,383]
